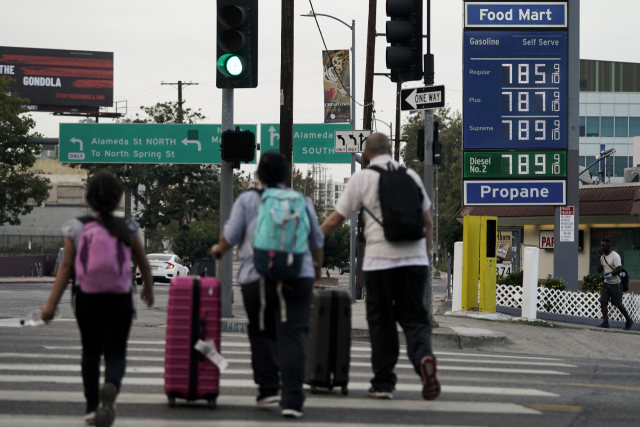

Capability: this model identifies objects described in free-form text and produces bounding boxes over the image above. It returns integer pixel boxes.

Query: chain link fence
[0,231,64,256]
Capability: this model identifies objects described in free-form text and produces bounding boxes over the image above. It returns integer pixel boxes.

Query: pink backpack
[75,220,132,294]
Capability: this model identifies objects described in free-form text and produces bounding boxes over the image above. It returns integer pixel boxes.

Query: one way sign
[400,85,445,111]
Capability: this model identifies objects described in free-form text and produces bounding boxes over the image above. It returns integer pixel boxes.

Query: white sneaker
[367,387,393,400]
[281,408,304,418]
[257,394,281,406]
[84,411,96,426]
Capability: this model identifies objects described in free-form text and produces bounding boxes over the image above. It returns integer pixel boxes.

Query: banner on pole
[322,50,351,124]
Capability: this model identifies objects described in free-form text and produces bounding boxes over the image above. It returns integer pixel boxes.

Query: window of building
[615,117,629,137]
[630,117,640,137]
[606,157,613,177]
[579,156,586,167]
[579,116,585,137]
[615,156,628,177]
[600,117,614,137]
[585,156,596,170]
[631,156,637,168]
[586,116,599,137]
[590,228,640,278]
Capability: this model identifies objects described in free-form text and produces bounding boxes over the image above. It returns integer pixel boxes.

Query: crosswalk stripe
[433,351,561,361]
[0,353,165,362]
[0,376,557,397]
[0,416,488,427]
[0,362,569,376]
[0,391,542,414]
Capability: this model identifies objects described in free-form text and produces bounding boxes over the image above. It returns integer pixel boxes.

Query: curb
[221,319,506,349]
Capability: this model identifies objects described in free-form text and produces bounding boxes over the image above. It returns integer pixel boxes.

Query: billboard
[322,50,351,124]
[0,46,113,108]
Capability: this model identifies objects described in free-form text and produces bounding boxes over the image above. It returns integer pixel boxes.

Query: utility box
[462,215,498,312]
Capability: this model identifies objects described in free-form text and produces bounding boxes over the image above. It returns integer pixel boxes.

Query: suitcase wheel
[207,396,217,409]
[167,396,176,408]
[341,386,348,396]
[310,385,319,394]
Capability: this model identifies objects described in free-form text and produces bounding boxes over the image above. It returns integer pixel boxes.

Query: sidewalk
[0,277,55,284]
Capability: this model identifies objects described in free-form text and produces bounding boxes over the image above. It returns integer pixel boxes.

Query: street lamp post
[302,11,358,301]
[373,118,392,140]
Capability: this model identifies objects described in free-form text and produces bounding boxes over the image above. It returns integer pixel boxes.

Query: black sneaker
[257,391,281,406]
[95,383,117,427]
[367,387,393,400]
[597,322,610,329]
[625,320,634,331]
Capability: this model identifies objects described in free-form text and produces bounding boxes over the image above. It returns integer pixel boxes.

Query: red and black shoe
[420,356,441,401]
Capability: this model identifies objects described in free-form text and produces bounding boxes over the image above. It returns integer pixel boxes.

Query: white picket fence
[497,284,640,322]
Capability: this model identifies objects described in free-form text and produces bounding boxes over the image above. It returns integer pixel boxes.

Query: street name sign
[464,151,566,178]
[59,123,257,164]
[463,1,568,206]
[464,180,566,206]
[259,123,352,164]
[334,130,371,153]
[400,85,445,111]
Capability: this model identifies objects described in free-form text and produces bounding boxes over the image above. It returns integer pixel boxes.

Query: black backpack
[362,163,425,242]
[620,269,630,292]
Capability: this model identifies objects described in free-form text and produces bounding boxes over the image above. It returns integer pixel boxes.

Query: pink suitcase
[164,276,221,408]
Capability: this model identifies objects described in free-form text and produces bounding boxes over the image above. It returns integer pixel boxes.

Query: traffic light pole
[349,19,357,302]
[220,88,234,318]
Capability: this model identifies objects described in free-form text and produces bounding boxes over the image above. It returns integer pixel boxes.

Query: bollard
[521,247,540,320]
[452,242,464,312]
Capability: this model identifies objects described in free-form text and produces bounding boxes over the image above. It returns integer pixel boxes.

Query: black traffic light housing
[386,0,423,83]
[417,126,425,162]
[433,121,441,165]
[221,127,256,167]
[216,0,258,89]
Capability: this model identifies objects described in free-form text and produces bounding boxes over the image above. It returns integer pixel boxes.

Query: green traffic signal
[217,54,244,77]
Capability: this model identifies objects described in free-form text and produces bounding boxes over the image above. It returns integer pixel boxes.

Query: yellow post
[462,216,480,311]
[479,216,498,312]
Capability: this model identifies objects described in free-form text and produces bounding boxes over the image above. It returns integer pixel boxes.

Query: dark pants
[600,282,631,322]
[365,266,434,392]
[75,288,133,413]
[241,277,314,411]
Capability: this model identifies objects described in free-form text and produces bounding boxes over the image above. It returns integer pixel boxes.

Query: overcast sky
[1,0,637,182]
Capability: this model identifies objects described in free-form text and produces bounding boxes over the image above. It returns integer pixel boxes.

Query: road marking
[433,352,561,361]
[0,391,541,414]
[0,353,165,362]
[348,362,568,375]
[0,376,557,397]
[560,382,640,392]
[436,359,577,368]
[0,364,252,375]
[0,416,488,427]
[527,404,582,412]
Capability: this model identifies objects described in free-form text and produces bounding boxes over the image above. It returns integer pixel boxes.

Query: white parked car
[136,254,190,284]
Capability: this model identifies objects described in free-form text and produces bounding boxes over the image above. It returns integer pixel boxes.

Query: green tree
[78,102,219,252]
[170,211,221,262]
[291,167,324,218]
[401,107,463,259]
[0,77,51,226]
[323,224,350,273]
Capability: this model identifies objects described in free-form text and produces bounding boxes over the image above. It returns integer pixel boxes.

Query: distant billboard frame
[0,46,113,110]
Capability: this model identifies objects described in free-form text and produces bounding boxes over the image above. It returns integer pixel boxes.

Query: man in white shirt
[596,238,633,330]
[320,133,440,401]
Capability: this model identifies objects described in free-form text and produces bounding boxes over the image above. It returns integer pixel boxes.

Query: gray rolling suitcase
[305,289,351,395]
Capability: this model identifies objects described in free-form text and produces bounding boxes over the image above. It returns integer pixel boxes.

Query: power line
[161,81,199,123]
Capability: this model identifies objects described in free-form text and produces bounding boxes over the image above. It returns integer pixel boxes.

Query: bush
[496,269,523,286]
[539,274,567,291]
[583,274,603,293]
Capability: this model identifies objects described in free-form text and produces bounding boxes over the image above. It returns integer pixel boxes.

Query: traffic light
[417,127,425,162]
[221,127,256,165]
[433,121,441,165]
[216,0,258,89]
[386,0,423,83]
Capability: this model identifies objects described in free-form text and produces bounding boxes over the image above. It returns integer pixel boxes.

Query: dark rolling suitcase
[305,289,351,395]
[195,258,217,277]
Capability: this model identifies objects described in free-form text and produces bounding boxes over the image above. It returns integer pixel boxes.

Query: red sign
[561,206,574,215]
[0,46,113,108]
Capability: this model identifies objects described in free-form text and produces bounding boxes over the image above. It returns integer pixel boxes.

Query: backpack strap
[360,166,385,226]
[71,216,96,314]
[602,254,621,278]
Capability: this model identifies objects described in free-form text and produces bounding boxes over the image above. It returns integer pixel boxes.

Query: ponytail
[86,173,134,247]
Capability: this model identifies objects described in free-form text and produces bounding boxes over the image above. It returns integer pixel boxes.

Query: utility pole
[394,81,401,161]
[219,89,234,317]
[356,0,377,300]
[422,0,437,326]
[280,0,294,181]
[161,81,199,123]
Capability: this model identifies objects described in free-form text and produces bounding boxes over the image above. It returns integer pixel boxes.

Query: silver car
[136,254,190,284]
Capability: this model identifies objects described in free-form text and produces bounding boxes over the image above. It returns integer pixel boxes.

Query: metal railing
[0,231,64,256]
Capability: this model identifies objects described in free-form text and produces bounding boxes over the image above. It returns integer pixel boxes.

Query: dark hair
[85,173,133,246]
[257,152,290,187]
[601,238,611,244]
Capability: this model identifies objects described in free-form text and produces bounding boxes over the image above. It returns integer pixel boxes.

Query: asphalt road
[1,281,639,426]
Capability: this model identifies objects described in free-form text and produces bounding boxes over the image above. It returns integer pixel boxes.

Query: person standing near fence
[597,238,633,330]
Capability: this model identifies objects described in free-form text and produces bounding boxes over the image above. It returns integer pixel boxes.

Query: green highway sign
[464,151,566,179]
[260,123,352,164]
[59,123,257,164]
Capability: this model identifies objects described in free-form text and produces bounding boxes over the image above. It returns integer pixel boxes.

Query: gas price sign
[463,1,568,207]
[464,31,567,150]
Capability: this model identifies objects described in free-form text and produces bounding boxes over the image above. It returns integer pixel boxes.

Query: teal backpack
[253,188,311,281]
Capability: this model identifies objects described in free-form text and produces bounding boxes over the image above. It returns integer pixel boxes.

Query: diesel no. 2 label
[464,151,566,178]
[464,31,567,150]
